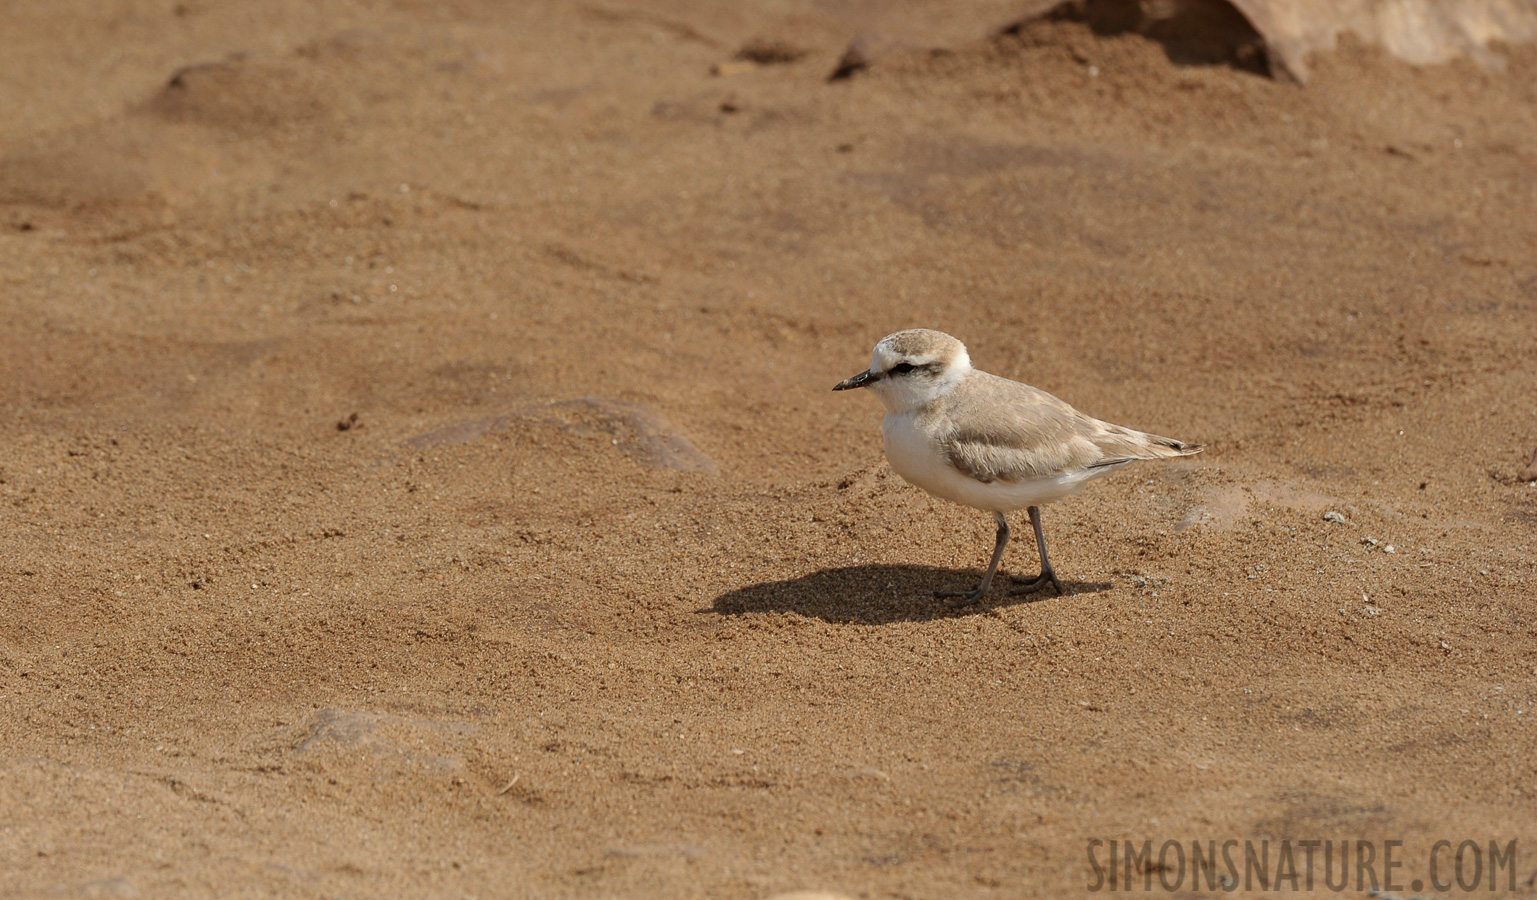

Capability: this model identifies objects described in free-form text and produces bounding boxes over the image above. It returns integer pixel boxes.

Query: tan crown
[873,329,969,371]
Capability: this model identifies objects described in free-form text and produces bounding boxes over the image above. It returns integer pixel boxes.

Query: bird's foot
[1009,570,1063,596]
[935,585,988,606]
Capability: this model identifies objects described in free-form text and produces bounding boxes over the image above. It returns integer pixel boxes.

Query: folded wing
[936,372,1201,484]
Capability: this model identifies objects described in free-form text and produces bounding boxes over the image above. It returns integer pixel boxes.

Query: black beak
[833,370,879,391]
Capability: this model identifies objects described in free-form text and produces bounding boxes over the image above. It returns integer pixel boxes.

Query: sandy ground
[3,1,1537,897]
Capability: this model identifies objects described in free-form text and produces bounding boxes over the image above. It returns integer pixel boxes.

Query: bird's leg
[1010,505,1064,596]
[937,511,1009,605]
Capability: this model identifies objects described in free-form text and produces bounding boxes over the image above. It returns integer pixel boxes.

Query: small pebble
[1384,545,1395,554]
[1323,510,1346,524]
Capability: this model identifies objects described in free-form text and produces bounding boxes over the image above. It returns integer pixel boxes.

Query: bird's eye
[891,363,917,375]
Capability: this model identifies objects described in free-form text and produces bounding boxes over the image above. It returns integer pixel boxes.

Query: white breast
[882,411,1109,513]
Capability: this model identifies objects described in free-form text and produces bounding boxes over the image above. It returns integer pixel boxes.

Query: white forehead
[870,342,902,369]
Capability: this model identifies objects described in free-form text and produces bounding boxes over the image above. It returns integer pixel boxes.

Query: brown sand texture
[2,1,1536,897]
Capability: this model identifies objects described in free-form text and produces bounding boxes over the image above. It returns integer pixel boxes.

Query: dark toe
[935,588,985,606]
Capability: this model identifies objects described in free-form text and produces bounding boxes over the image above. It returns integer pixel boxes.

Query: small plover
[834,329,1202,603]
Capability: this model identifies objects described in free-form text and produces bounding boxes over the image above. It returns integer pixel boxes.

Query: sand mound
[831,0,1537,81]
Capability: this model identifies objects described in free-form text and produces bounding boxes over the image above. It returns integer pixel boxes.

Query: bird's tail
[1087,425,1203,468]
[1143,432,1203,457]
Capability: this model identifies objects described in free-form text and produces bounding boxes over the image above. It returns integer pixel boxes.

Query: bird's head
[833,329,972,413]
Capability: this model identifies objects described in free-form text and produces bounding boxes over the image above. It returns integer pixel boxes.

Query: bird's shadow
[710,564,1111,625]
